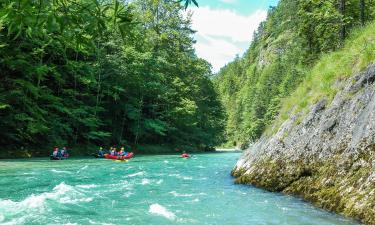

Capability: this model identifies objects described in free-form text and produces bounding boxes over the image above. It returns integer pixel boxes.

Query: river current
[0,153,359,225]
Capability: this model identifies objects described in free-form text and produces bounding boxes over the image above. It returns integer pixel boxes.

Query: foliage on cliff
[214,0,375,148]
[0,0,224,154]
[273,21,375,133]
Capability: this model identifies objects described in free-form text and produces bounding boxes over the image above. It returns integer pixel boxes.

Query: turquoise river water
[0,153,359,225]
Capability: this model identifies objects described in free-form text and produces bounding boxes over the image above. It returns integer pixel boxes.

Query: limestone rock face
[232,63,375,224]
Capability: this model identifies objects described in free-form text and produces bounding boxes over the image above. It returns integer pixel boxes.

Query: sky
[187,0,279,72]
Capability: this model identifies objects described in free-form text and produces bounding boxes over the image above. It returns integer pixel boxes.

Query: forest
[2,0,375,156]
[0,0,224,156]
[214,0,375,148]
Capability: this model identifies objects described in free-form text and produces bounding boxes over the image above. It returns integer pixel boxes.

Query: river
[0,153,359,225]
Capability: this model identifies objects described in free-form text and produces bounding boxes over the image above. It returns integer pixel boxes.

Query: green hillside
[214,0,375,148]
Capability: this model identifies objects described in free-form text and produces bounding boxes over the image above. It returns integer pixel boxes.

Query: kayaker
[181,151,189,158]
[60,147,65,157]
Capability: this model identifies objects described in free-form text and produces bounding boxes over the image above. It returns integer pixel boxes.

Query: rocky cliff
[232,63,375,224]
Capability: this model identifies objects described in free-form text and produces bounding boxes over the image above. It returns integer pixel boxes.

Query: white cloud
[188,7,267,72]
[220,0,237,3]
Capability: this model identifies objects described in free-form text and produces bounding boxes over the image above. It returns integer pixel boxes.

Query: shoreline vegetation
[0,145,239,159]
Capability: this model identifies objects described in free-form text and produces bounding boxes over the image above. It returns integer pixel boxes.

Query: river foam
[50,169,73,174]
[76,165,89,174]
[149,203,176,221]
[169,191,193,197]
[0,182,93,224]
[127,171,144,177]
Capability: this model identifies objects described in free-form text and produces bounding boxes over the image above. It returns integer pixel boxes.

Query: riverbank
[215,148,242,152]
[0,144,218,159]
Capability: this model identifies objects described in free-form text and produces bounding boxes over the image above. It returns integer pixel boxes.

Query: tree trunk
[360,0,365,26]
[339,0,346,40]
[308,25,313,53]
[119,110,127,144]
[94,41,102,117]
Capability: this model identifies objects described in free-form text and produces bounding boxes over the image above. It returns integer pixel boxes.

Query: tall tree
[339,0,347,40]
[360,0,365,25]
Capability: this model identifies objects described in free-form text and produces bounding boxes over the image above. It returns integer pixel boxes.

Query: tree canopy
[0,0,223,155]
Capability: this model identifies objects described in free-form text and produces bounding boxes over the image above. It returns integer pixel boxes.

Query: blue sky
[188,0,279,72]
[200,0,279,15]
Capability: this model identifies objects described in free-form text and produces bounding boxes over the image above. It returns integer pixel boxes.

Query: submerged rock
[232,63,375,224]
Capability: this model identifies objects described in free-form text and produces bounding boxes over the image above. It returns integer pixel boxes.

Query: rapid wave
[149,204,176,221]
[127,171,144,177]
[76,184,98,189]
[76,165,89,174]
[50,169,73,174]
[168,173,193,180]
[156,179,163,185]
[0,182,93,224]
[88,220,115,225]
[140,178,150,185]
[169,191,193,197]
[123,192,134,198]
[22,172,36,175]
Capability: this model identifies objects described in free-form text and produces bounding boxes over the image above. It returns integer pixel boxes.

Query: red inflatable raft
[181,153,190,158]
[104,152,134,160]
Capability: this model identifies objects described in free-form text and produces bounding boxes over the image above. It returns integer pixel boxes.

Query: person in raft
[182,151,189,158]
[61,147,69,157]
[52,147,59,157]
[60,147,65,157]
[123,147,129,157]
[111,147,117,156]
[98,147,104,157]
[118,147,123,156]
[120,147,129,156]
